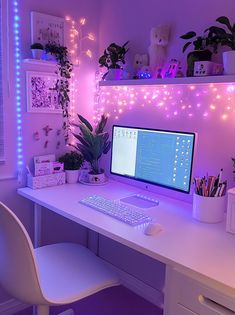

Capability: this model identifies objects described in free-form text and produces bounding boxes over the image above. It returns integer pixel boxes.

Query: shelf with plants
[99,75,235,87]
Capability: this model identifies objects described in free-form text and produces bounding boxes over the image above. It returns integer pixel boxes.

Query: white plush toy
[148,25,170,77]
[133,54,148,78]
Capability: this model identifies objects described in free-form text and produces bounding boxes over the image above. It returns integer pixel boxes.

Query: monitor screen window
[111,126,196,193]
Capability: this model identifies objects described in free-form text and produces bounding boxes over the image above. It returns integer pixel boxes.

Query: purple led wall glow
[96,83,235,122]
[13,0,23,182]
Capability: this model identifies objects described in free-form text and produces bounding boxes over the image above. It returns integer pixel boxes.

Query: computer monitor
[110,125,196,193]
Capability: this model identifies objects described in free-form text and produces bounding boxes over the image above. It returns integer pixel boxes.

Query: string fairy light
[94,83,235,122]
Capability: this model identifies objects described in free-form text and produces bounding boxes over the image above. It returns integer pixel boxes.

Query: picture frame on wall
[31,12,65,46]
[26,71,62,114]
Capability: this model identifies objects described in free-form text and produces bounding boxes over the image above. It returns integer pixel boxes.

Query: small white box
[194,61,223,76]
[226,188,235,233]
[27,172,66,189]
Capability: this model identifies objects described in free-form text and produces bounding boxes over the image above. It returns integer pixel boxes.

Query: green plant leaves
[180,31,196,39]
[216,16,232,31]
[70,114,111,174]
[182,42,192,53]
[77,114,93,131]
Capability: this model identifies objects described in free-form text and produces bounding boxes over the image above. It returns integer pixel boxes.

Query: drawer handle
[198,294,235,314]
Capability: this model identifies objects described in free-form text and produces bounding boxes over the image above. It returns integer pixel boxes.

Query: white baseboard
[0,298,29,315]
[106,262,164,309]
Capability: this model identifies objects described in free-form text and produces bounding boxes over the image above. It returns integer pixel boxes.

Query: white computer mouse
[144,222,162,236]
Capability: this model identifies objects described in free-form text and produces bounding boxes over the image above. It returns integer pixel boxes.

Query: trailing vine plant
[45,43,73,142]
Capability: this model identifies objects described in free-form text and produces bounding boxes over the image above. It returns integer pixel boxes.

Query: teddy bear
[133,54,148,79]
[148,25,170,77]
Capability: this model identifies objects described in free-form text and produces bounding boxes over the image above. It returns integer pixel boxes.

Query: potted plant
[99,41,129,80]
[207,16,235,74]
[71,114,111,184]
[30,42,44,60]
[45,43,73,141]
[180,31,217,76]
[59,151,84,184]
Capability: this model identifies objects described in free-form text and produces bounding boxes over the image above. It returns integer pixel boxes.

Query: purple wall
[98,0,235,202]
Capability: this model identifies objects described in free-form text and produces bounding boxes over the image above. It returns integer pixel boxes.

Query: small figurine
[148,25,170,78]
[133,54,148,79]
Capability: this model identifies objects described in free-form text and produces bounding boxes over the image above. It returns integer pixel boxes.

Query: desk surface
[18,180,235,298]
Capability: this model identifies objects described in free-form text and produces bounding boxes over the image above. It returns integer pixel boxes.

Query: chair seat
[35,243,119,305]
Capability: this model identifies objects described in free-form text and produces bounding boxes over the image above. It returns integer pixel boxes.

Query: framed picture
[31,12,64,46]
[26,71,62,114]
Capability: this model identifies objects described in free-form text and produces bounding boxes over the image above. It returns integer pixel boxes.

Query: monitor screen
[110,125,196,193]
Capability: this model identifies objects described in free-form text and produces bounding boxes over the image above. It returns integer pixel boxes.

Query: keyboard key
[80,195,152,226]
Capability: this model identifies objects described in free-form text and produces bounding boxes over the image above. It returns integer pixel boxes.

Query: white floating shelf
[23,59,58,67]
[99,75,235,87]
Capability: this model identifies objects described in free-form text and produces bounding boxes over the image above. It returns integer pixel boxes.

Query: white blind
[0,0,4,162]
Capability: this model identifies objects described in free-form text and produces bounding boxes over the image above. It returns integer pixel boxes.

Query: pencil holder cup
[193,193,226,223]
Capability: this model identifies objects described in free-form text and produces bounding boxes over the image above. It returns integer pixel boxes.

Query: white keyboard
[80,195,152,226]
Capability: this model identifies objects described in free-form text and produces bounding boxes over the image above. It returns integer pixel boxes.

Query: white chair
[0,202,119,315]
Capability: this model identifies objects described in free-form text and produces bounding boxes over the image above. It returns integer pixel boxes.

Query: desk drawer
[176,304,198,315]
[165,267,235,315]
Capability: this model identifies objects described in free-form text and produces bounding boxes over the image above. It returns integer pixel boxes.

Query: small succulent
[59,151,84,170]
[99,41,129,69]
[71,114,111,175]
[207,16,235,51]
[30,43,44,50]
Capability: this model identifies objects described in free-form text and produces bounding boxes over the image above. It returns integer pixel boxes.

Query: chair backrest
[0,202,46,304]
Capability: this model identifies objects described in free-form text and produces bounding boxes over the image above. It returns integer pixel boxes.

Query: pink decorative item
[33,131,40,141]
[44,140,49,148]
[163,59,180,78]
[43,125,53,136]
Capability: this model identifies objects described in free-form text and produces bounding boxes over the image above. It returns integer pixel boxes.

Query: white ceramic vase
[193,193,226,223]
[223,51,235,75]
[65,170,79,184]
[88,172,105,184]
[31,49,43,60]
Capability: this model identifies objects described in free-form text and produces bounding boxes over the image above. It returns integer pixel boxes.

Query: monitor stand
[120,194,159,209]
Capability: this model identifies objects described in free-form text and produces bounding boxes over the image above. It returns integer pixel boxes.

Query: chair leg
[37,305,50,315]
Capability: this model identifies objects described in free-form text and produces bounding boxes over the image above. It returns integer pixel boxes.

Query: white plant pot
[223,51,235,75]
[88,172,105,184]
[105,69,123,80]
[65,170,79,184]
[31,49,43,60]
[193,193,226,223]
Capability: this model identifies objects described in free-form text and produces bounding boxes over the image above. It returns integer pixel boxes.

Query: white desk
[18,180,235,314]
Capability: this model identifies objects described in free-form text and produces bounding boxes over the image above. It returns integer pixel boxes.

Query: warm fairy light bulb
[210,104,216,110]
[65,15,71,21]
[88,33,95,41]
[221,114,228,120]
[80,17,86,25]
[86,49,92,58]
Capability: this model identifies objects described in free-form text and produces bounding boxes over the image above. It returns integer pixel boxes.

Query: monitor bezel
[110,125,196,194]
